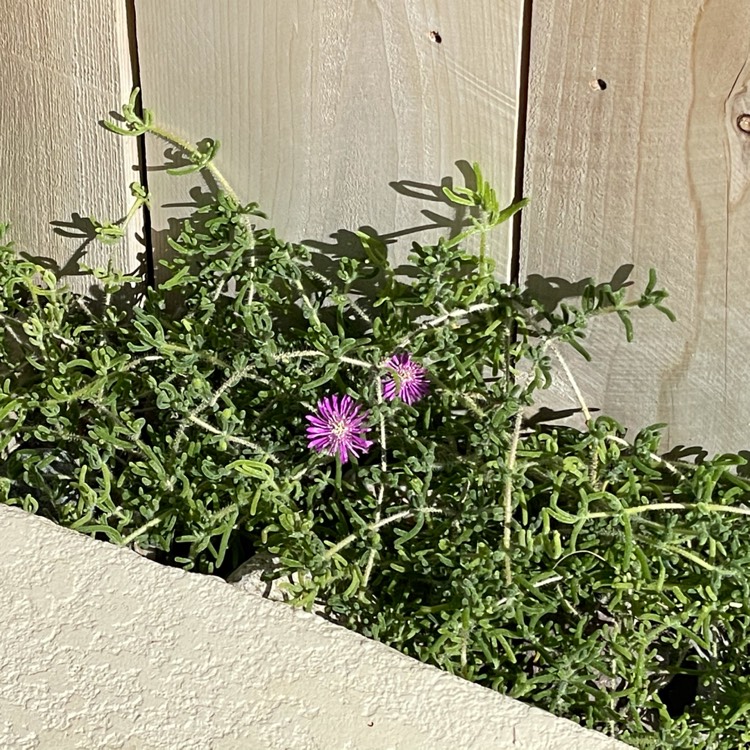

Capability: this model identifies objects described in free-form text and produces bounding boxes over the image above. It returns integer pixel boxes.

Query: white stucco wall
[0,505,631,749]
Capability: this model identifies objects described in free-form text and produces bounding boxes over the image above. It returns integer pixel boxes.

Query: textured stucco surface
[0,505,631,749]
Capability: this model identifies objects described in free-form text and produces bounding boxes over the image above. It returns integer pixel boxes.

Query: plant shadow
[39,214,149,312]
[523,264,635,312]
[39,150,646,368]
[301,159,479,288]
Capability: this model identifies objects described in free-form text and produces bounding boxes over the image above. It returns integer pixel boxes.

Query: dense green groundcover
[2,93,750,749]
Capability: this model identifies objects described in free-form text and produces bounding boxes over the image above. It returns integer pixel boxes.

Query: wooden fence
[3,0,750,455]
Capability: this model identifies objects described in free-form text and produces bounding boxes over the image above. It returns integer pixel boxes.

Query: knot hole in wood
[737,114,750,134]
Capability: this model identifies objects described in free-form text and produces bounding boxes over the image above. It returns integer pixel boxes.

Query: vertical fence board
[0,0,141,292]
[135,0,524,277]
[522,0,750,454]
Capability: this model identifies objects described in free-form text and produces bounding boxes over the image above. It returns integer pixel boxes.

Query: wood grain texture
[521,0,750,454]
[134,0,523,277]
[0,0,141,293]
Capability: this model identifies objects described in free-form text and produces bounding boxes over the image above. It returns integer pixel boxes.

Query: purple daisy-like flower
[305,394,372,463]
[382,352,429,405]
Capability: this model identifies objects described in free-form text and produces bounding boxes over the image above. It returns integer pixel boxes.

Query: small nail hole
[737,114,750,134]
[429,30,442,44]
[590,78,607,91]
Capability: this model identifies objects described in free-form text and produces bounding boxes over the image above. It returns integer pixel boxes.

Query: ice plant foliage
[305,394,372,463]
[382,352,429,404]
[8,89,742,749]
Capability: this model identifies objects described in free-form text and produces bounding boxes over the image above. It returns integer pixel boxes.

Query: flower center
[332,419,349,438]
[397,367,415,384]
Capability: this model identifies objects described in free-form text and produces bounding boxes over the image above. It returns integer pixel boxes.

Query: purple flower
[382,352,429,405]
[305,394,372,463]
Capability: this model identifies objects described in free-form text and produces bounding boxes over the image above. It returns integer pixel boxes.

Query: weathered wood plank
[522,0,750,454]
[134,0,524,277]
[0,0,141,292]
